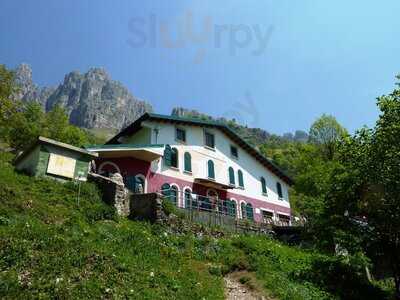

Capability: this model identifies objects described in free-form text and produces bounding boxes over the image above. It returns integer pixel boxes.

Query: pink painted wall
[96,157,290,222]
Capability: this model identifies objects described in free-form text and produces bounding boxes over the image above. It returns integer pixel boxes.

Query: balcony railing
[159,188,297,227]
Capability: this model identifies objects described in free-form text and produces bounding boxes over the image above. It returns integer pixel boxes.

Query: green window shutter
[171,148,178,168]
[164,145,172,166]
[184,152,192,172]
[238,170,244,187]
[208,160,215,179]
[246,203,254,220]
[228,167,235,185]
[261,177,267,194]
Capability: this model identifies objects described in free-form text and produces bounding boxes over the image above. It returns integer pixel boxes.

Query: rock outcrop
[14,64,152,130]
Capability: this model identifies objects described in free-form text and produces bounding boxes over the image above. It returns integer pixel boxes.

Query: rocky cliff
[15,64,152,129]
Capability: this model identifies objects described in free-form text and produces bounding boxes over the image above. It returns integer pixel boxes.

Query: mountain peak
[15,65,152,129]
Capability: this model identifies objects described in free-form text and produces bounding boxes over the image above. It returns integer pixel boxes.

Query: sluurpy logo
[127,11,274,64]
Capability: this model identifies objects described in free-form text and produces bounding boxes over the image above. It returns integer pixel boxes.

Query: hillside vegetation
[0,152,389,300]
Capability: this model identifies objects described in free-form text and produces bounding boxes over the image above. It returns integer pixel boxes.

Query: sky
[1,1,400,134]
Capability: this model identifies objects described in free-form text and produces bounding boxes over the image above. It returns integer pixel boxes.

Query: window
[204,131,215,149]
[208,160,215,179]
[184,152,192,173]
[161,183,171,198]
[126,176,136,192]
[164,145,172,166]
[276,182,283,199]
[176,128,186,143]
[261,177,267,195]
[228,167,235,185]
[246,203,254,221]
[230,145,238,158]
[164,145,178,168]
[125,175,145,193]
[241,202,246,219]
[170,185,178,206]
[171,147,178,168]
[184,188,192,208]
[135,175,145,193]
[278,214,290,226]
[238,170,244,188]
[262,210,274,224]
[227,200,237,217]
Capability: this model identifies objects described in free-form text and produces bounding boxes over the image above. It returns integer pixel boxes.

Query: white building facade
[90,113,293,224]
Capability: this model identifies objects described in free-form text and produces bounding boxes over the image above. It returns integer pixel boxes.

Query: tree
[0,65,18,140]
[44,105,70,140]
[325,77,400,298]
[365,88,400,298]
[8,102,46,151]
[309,114,347,160]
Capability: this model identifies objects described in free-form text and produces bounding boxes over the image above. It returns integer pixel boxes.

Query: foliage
[0,65,18,140]
[309,114,347,160]
[1,152,388,299]
[0,64,104,151]
[6,102,102,151]
[324,77,400,298]
[0,152,224,299]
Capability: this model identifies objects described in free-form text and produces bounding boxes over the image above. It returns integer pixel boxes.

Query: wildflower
[56,277,63,284]
[150,271,154,277]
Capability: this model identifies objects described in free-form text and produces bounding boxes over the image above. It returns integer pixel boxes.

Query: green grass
[0,152,390,299]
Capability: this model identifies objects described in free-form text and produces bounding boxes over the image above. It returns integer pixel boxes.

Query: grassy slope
[0,152,388,299]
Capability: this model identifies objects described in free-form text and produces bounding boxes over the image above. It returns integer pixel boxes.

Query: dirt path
[224,272,269,300]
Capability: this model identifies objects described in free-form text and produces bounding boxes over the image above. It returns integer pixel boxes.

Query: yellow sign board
[47,153,76,178]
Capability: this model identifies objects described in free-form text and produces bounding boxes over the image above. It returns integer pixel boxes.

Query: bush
[299,255,388,300]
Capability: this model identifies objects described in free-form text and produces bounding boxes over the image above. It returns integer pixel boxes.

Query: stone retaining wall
[129,193,166,223]
[88,172,130,217]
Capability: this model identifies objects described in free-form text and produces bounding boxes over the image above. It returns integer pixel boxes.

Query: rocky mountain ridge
[14,64,152,129]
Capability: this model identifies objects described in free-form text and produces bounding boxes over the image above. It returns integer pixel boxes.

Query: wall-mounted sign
[47,153,76,178]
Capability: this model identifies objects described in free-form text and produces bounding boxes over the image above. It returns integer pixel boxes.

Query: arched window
[276,182,283,199]
[246,203,254,220]
[135,175,145,193]
[184,188,192,208]
[261,177,267,195]
[171,148,178,168]
[238,170,244,188]
[164,145,172,167]
[184,152,192,172]
[227,200,237,217]
[241,202,246,219]
[208,160,215,179]
[170,185,178,205]
[126,176,136,192]
[228,167,235,185]
[161,183,171,198]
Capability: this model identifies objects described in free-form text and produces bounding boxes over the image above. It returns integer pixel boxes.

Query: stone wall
[88,172,130,217]
[129,193,165,223]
